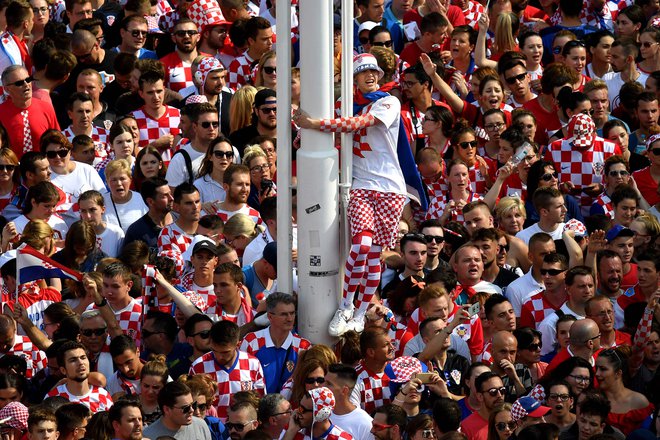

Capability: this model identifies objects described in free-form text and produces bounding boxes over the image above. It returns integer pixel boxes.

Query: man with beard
[604,38,648,112]
[451,244,501,305]
[460,372,506,440]
[183,314,213,361]
[109,400,144,440]
[382,233,427,295]
[471,228,519,292]
[283,387,353,440]
[502,60,536,108]
[585,295,631,349]
[161,19,200,93]
[107,335,143,397]
[370,404,407,440]
[143,381,212,439]
[230,89,278,156]
[593,250,626,329]
[226,402,258,440]
[350,327,396,414]
[124,177,174,252]
[214,164,263,225]
[47,341,113,413]
[187,57,233,137]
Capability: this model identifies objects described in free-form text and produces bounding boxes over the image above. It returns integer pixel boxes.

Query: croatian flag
[16,244,82,285]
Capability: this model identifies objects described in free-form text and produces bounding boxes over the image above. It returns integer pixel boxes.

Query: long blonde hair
[229,85,258,133]
[223,213,262,240]
[19,219,54,255]
[494,12,519,54]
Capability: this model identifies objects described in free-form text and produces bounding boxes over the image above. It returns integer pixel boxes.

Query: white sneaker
[347,314,366,333]
[328,308,354,337]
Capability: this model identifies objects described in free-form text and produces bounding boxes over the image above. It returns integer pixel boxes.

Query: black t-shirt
[124,213,161,253]
[493,267,520,293]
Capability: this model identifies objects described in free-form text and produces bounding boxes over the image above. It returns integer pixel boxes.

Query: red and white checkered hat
[0,402,28,431]
[309,387,335,422]
[564,218,587,237]
[388,356,424,383]
[353,53,384,79]
[185,94,208,104]
[188,0,229,31]
[195,57,224,88]
[567,113,595,149]
[646,133,660,150]
[510,396,550,422]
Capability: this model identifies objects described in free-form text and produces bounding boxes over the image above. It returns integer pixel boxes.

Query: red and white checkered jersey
[477,339,493,365]
[131,106,180,161]
[291,424,354,440]
[179,272,216,316]
[189,350,265,420]
[158,222,194,275]
[2,285,61,335]
[4,334,46,378]
[240,328,311,355]
[426,192,483,223]
[89,298,142,348]
[47,383,113,413]
[464,1,485,27]
[63,125,110,162]
[543,137,621,211]
[227,52,256,91]
[215,204,263,226]
[161,52,195,93]
[350,360,392,415]
[519,292,563,330]
[591,192,614,218]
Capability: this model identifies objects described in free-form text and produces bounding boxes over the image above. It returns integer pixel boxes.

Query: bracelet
[399,389,408,396]
[95,298,108,307]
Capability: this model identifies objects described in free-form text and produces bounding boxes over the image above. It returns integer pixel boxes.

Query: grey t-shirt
[143,416,212,440]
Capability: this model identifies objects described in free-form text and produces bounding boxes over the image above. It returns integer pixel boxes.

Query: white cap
[358,21,379,34]
[353,53,384,79]
[0,250,16,270]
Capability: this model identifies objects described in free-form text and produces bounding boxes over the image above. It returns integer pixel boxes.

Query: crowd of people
[0,0,659,439]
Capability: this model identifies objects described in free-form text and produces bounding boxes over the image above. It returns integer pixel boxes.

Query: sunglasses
[523,342,542,351]
[200,121,220,129]
[130,29,147,37]
[505,72,527,85]
[425,234,445,244]
[642,41,658,48]
[213,150,234,159]
[608,170,629,177]
[540,268,566,276]
[226,421,257,431]
[263,66,276,75]
[191,330,210,339]
[372,423,396,431]
[0,165,16,172]
[458,140,478,149]
[46,149,70,159]
[142,329,165,338]
[495,422,517,432]
[498,244,509,253]
[359,37,369,45]
[373,40,393,47]
[174,30,199,37]
[81,327,107,337]
[7,76,33,87]
[581,108,595,116]
[174,402,198,414]
[260,106,277,114]
[651,148,660,155]
[304,376,326,385]
[298,405,313,414]
[482,386,507,397]
[540,171,558,181]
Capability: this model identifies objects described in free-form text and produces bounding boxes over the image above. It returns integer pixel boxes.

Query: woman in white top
[195,135,234,214]
[103,159,148,233]
[98,123,137,183]
[12,180,68,242]
[78,190,125,257]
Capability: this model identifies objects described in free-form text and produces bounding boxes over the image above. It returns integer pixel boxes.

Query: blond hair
[229,85,258,133]
[494,196,527,221]
[243,145,267,168]
[105,158,132,179]
[223,213,262,239]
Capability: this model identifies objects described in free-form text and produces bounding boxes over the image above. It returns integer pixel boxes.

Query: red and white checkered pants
[347,189,406,248]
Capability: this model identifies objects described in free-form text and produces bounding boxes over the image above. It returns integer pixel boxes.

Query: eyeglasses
[585,333,601,343]
[401,80,419,88]
[642,41,659,48]
[505,72,527,85]
[581,108,595,116]
[548,393,571,401]
[569,374,590,383]
[298,405,313,414]
[81,328,107,337]
[32,6,48,14]
[425,234,445,244]
[608,170,629,177]
[250,164,270,172]
[498,244,509,253]
[0,165,16,172]
[540,268,566,276]
[271,409,292,417]
[259,106,277,114]
[174,402,198,413]
[6,76,33,87]
[495,422,517,432]
[130,29,148,37]
[651,148,660,156]
[373,40,393,47]
[523,342,542,351]
[46,149,70,159]
[213,150,234,159]
[485,122,505,131]
[372,423,396,431]
[458,140,478,149]
[142,329,165,338]
[191,329,210,339]
[263,66,276,75]
[359,36,370,45]
[304,376,326,385]
[540,171,558,182]
[174,30,199,37]
[482,387,507,397]
[226,421,257,431]
[200,121,220,129]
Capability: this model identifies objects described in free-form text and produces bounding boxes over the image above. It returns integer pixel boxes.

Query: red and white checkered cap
[188,0,229,31]
[527,383,546,404]
[646,133,660,150]
[0,402,28,431]
[309,387,335,422]
[185,94,208,104]
[567,113,596,149]
[182,290,209,312]
[652,16,660,28]
[389,356,424,383]
[195,57,224,88]
[511,396,551,422]
[564,218,587,237]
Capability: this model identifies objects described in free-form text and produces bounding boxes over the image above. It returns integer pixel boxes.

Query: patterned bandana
[195,57,224,89]
[646,133,660,150]
[567,113,595,149]
[0,402,28,431]
[309,387,335,422]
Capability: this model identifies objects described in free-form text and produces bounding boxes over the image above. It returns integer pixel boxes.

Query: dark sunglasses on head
[304,376,325,385]
[200,121,220,129]
[540,268,566,276]
[46,149,70,159]
[0,165,16,172]
[495,422,517,432]
[191,330,210,339]
[81,327,107,337]
[505,72,527,85]
[425,234,445,244]
[130,29,147,37]
[540,171,558,181]
[263,66,276,75]
[458,140,478,149]
[213,150,234,159]
[7,76,33,87]
[373,40,393,48]
[174,30,199,37]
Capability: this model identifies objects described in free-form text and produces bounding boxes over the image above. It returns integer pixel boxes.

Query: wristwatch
[95,298,108,307]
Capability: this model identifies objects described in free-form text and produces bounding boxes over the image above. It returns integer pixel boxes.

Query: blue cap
[605,225,634,242]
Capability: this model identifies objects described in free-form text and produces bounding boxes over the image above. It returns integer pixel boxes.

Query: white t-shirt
[103,190,148,233]
[13,214,68,241]
[106,371,141,396]
[538,302,585,355]
[165,144,206,187]
[352,95,406,195]
[194,175,226,204]
[242,228,273,268]
[97,223,125,257]
[602,71,649,110]
[506,270,545,317]
[51,162,106,227]
[515,222,565,246]
[331,408,373,440]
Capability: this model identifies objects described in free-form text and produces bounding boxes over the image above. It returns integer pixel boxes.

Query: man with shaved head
[546,318,601,374]
[490,331,529,400]
[451,244,501,305]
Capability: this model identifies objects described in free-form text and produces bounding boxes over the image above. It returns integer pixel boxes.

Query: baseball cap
[262,241,277,270]
[254,89,276,108]
[510,396,550,422]
[605,225,635,242]
[0,250,16,270]
[358,21,379,34]
[192,240,219,257]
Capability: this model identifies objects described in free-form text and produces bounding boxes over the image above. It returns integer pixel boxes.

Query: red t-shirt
[621,263,638,291]
[522,98,561,147]
[404,7,467,29]
[0,98,60,159]
[461,412,488,440]
[632,167,660,206]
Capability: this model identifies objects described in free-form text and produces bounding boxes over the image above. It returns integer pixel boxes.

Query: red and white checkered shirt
[158,222,194,275]
[63,125,110,162]
[350,360,392,415]
[291,424,354,440]
[131,106,180,164]
[463,1,485,27]
[227,52,256,91]
[426,192,483,223]
[161,52,195,93]
[591,192,614,218]
[189,350,265,421]
[240,328,311,355]
[3,334,46,378]
[543,137,621,211]
[215,204,263,226]
[519,292,563,330]
[477,339,493,365]
[47,383,113,413]
[89,298,142,348]
[179,272,216,316]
